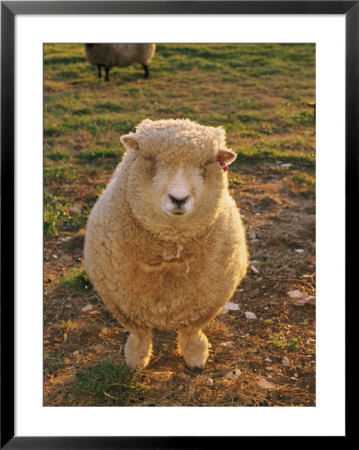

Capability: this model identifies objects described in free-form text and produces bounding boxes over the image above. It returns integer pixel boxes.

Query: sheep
[84,118,248,370]
[84,44,156,81]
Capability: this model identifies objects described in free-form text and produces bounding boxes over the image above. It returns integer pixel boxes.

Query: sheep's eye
[201,160,214,168]
[201,161,213,178]
[144,156,156,177]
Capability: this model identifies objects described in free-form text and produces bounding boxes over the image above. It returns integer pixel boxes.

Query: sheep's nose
[168,194,190,208]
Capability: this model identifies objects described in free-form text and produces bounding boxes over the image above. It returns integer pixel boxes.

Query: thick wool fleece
[84,44,156,68]
[84,119,248,368]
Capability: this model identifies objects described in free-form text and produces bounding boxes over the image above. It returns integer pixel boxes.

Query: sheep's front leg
[177,326,209,369]
[142,64,149,79]
[125,328,152,369]
[104,66,110,82]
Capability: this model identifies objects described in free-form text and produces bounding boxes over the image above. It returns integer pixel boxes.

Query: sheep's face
[120,120,237,240]
[155,163,200,217]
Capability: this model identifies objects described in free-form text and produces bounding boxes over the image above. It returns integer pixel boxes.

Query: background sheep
[84,44,156,81]
[84,118,248,370]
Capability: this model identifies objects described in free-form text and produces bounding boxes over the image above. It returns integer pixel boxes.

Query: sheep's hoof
[125,354,151,370]
[182,351,208,370]
[125,333,152,369]
[187,366,204,374]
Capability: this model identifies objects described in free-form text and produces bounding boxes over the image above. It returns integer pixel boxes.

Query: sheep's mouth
[162,200,193,217]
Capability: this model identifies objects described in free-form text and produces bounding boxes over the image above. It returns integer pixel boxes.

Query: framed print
[1,1,354,447]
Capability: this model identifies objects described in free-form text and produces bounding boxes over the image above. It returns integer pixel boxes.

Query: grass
[44,189,88,236]
[268,332,302,350]
[71,360,146,406]
[44,354,64,372]
[74,147,121,162]
[56,268,92,292]
[44,164,77,183]
[44,43,315,239]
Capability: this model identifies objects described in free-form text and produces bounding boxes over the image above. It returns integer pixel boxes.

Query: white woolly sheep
[84,118,248,369]
[84,44,156,81]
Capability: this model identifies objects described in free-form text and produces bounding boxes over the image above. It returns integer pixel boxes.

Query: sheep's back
[84,44,155,68]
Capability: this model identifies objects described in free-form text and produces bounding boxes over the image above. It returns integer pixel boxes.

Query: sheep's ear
[217,148,237,165]
[120,134,139,152]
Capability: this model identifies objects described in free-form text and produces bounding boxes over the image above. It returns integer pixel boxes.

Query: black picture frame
[1,1,354,447]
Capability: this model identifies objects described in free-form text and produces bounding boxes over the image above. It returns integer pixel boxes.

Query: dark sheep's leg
[105,66,110,82]
[142,64,149,79]
[97,64,102,79]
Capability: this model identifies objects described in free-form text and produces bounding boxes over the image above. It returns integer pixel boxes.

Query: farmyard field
[44,44,316,406]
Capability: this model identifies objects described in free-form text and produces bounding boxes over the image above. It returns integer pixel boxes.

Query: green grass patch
[257,258,274,267]
[228,172,244,185]
[291,172,316,189]
[268,332,301,350]
[234,148,314,167]
[44,189,88,236]
[71,359,147,406]
[44,164,77,183]
[56,269,92,292]
[45,149,71,161]
[74,147,121,162]
[44,354,64,372]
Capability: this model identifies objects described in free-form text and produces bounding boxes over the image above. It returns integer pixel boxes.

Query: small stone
[224,302,240,311]
[81,304,93,312]
[220,302,240,314]
[280,163,292,168]
[265,366,273,371]
[206,377,214,386]
[249,260,258,265]
[219,341,234,348]
[258,378,276,389]
[225,369,241,380]
[93,344,104,351]
[293,296,315,307]
[57,237,69,243]
[251,265,259,274]
[287,290,303,298]
[72,350,79,355]
[282,356,290,367]
[245,311,257,319]
[52,254,58,259]
[264,357,272,363]
[69,203,83,214]
[249,232,257,240]
[295,249,304,253]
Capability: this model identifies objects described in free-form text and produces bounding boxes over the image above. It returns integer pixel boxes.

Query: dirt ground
[44,159,315,407]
